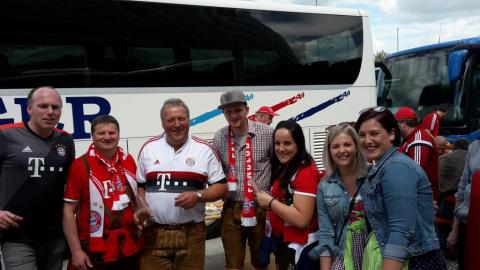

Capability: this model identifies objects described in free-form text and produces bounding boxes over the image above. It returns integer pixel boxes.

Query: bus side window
[471,70,480,117]
[0,54,11,72]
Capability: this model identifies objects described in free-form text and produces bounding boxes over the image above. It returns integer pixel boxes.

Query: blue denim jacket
[309,171,365,258]
[360,147,439,262]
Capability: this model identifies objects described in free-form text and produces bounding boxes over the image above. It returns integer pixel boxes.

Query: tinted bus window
[0,1,363,88]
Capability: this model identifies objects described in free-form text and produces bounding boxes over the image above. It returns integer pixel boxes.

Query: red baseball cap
[395,107,418,121]
[256,106,278,116]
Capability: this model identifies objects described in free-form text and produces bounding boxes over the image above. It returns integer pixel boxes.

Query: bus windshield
[378,48,452,119]
[378,37,480,137]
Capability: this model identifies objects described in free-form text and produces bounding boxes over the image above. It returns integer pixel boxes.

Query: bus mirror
[377,97,392,107]
[448,50,468,83]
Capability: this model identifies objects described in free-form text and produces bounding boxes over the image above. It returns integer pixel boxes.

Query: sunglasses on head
[325,121,353,132]
[359,106,386,115]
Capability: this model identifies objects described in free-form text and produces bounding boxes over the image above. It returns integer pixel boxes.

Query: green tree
[374,50,389,63]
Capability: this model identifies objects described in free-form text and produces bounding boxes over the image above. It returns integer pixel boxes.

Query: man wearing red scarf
[213,90,274,270]
[63,115,141,270]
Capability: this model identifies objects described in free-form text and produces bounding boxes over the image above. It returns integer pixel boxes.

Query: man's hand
[175,191,199,209]
[134,208,154,230]
[0,210,23,229]
[71,249,93,270]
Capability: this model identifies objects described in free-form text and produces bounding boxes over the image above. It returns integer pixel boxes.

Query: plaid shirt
[213,121,273,201]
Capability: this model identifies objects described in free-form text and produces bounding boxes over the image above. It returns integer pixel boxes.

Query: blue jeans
[1,235,66,270]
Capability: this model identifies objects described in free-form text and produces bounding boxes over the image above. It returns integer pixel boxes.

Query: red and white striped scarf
[228,128,256,227]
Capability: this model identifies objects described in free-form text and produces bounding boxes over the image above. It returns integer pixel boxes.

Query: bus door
[448,45,480,134]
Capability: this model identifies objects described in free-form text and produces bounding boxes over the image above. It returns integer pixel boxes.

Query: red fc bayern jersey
[270,162,323,244]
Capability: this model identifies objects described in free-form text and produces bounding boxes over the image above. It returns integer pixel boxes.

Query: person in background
[309,124,368,270]
[254,106,279,126]
[421,103,449,137]
[135,98,227,270]
[213,90,273,270]
[395,106,439,201]
[436,139,469,258]
[356,106,445,270]
[0,86,75,270]
[256,120,322,270]
[439,139,469,197]
[434,136,450,156]
[63,115,141,270]
[448,138,480,270]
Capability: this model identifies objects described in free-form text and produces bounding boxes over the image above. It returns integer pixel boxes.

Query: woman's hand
[256,191,274,208]
[447,229,458,250]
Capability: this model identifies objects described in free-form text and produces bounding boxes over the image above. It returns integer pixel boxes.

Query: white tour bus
[0,0,375,236]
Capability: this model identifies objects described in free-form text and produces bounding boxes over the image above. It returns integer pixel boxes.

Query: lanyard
[336,178,365,246]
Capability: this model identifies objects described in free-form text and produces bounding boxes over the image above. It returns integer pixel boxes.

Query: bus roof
[135,0,364,16]
[386,36,480,59]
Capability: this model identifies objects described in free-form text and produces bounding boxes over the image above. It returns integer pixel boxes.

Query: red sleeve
[292,163,321,196]
[421,113,435,133]
[432,118,440,137]
[64,157,88,201]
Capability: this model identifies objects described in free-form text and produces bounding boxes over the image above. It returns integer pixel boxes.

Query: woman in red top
[257,120,323,270]
[63,115,141,270]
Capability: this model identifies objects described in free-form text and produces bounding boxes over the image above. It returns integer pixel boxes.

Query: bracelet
[268,197,276,208]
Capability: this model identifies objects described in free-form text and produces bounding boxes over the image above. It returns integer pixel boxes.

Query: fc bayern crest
[55,144,66,156]
[90,211,102,233]
[228,164,236,178]
[185,157,195,166]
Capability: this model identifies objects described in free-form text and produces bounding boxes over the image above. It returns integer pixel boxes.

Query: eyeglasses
[359,106,386,115]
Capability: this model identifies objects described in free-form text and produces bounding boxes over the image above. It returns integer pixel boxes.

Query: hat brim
[218,101,247,110]
[395,116,418,121]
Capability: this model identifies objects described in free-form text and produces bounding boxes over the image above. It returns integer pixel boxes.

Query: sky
[258,0,480,54]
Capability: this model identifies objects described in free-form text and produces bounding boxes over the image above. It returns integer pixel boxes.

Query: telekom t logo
[28,157,63,178]
[102,180,113,198]
[28,157,45,177]
[156,173,171,191]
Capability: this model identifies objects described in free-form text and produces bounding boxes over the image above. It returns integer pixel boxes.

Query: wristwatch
[196,191,203,202]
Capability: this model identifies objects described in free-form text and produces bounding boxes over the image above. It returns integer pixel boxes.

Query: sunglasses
[359,106,386,115]
[325,121,354,132]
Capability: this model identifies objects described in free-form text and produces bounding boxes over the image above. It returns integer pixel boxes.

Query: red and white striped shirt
[399,127,439,200]
[421,111,441,137]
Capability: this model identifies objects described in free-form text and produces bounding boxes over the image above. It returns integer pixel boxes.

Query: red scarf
[466,170,480,270]
[86,144,139,262]
[228,128,257,227]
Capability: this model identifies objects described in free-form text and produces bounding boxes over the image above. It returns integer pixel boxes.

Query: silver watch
[196,191,203,202]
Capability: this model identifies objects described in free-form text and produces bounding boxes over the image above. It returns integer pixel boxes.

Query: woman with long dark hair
[257,120,323,270]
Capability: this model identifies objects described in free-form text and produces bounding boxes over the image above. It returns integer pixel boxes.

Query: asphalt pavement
[59,237,458,269]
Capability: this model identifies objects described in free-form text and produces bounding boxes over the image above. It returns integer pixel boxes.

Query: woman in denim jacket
[355,107,445,270]
[309,124,368,270]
